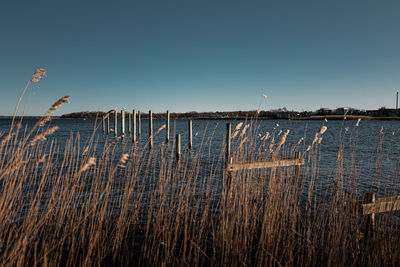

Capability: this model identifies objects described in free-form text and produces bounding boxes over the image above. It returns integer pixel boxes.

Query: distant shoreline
[0,114,399,121]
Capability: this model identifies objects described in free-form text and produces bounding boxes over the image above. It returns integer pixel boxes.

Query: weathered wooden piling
[133,109,137,143]
[166,110,170,143]
[176,134,181,160]
[128,112,131,134]
[149,110,153,149]
[188,120,193,149]
[121,108,125,137]
[225,123,231,165]
[138,111,141,137]
[294,152,301,178]
[225,123,232,186]
[363,192,376,234]
[114,110,118,137]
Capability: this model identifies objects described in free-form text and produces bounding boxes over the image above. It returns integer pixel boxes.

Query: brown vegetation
[0,71,399,266]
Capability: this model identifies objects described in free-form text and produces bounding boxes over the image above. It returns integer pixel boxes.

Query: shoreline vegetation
[2,112,400,120]
[1,69,399,266]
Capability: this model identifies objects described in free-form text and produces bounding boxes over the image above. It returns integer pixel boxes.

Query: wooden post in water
[176,134,181,160]
[149,110,153,149]
[107,116,110,135]
[133,109,137,143]
[226,123,232,187]
[294,152,301,178]
[138,111,141,137]
[128,112,131,134]
[114,110,118,137]
[188,120,193,149]
[121,108,125,137]
[226,123,231,165]
[362,192,376,237]
[166,110,170,143]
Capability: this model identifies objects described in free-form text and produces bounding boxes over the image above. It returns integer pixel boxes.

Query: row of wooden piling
[102,109,193,159]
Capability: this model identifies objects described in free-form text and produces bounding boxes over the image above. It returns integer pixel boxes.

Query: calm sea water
[1,118,399,195]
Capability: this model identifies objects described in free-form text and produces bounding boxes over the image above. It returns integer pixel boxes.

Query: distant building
[313,108,332,116]
[366,108,400,117]
[334,107,350,115]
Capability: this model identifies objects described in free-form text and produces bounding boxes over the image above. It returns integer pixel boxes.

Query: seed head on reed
[79,157,96,173]
[47,96,71,115]
[310,126,328,150]
[262,93,268,98]
[239,137,248,148]
[260,131,270,141]
[118,153,129,168]
[155,124,166,134]
[38,116,51,127]
[319,126,327,135]
[234,122,243,131]
[317,137,323,144]
[324,118,328,123]
[38,154,47,163]
[30,126,59,146]
[268,137,275,153]
[232,130,239,139]
[273,130,290,156]
[355,118,361,127]
[380,126,384,134]
[239,124,250,138]
[34,69,47,77]
[1,134,13,146]
[82,146,89,155]
[277,129,290,147]
[30,69,47,82]
[297,137,304,145]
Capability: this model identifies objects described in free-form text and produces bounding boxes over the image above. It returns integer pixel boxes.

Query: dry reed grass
[0,72,399,266]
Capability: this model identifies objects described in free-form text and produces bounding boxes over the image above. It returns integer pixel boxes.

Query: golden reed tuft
[47,95,71,115]
[79,157,96,174]
[30,69,47,83]
[30,126,59,146]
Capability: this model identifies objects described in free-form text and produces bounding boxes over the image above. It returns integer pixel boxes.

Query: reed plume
[30,126,59,146]
[79,157,96,173]
[46,95,71,115]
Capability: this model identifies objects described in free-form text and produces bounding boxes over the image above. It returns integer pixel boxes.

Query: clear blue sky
[1,0,400,115]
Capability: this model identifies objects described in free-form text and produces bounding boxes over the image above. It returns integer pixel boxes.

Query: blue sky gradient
[1,0,400,115]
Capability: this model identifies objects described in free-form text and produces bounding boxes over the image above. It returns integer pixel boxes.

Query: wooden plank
[362,196,400,215]
[227,158,304,172]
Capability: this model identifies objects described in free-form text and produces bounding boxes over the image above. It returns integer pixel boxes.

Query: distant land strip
[0,111,399,120]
